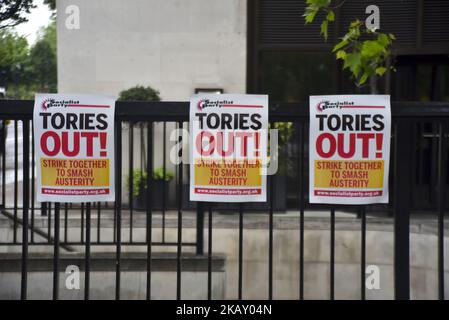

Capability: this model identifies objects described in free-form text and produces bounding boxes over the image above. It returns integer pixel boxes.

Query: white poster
[309,95,391,204]
[34,94,115,202]
[190,94,268,202]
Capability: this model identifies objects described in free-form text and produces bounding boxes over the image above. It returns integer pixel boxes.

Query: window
[258,52,336,102]
[391,55,449,101]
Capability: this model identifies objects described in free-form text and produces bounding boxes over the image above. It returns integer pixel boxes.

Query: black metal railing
[0,99,447,300]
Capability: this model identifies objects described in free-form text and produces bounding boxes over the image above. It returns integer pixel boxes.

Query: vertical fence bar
[1,121,5,207]
[129,122,134,243]
[196,202,204,255]
[31,121,35,243]
[176,121,183,300]
[360,206,366,300]
[41,202,47,217]
[417,124,424,195]
[81,203,84,243]
[162,122,166,243]
[85,203,91,300]
[115,121,122,300]
[330,207,335,300]
[113,198,117,243]
[394,120,412,300]
[298,122,305,300]
[238,203,244,300]
[13,120,18,243]
[207,204,213,300]
[431,123,439,205]
[268,175,274,300]
[21,120,30,300]
[146,122,153,300]
[97,202,101,243]
[64,203,68,243]
[47,202,52,242]
[437,121,447,300]
[53,203,60,300]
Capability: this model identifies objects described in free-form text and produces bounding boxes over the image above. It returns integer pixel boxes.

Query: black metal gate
[0,99,447,300]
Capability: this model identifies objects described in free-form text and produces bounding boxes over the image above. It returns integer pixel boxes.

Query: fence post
[41,201,47,216]
[20,120,30,300]
[196,202,204,255]
[394,119,413,300]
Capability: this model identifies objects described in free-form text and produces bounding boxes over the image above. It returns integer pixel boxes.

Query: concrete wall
[57,0,247,188]
[0,271,225,300]
[0,252,226,300]
[57,0,247,99]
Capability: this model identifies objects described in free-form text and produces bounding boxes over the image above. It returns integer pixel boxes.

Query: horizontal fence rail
[0,99,447,300]
[2,100,449,119]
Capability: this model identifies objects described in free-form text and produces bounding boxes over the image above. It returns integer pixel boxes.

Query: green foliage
[29,40,56,91]
[334,31,394,86]
[303,0,332,40]
[271,122,294,147]
[0,28,31,98]
[268,122,295,175]
[118,85,161,102]
[128,169,147,197]
[0,29,29,82]
[39,18,56,51]
[29,20,57,92]
[153,167,173,181]
[0,0,35,29]
[126,168,173,197]
[0,19,57,98]
[304,0,395,88]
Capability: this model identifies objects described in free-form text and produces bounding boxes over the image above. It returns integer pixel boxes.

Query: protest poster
[190,94,268,202]
[309,95,391,204]
[34,94,115,202]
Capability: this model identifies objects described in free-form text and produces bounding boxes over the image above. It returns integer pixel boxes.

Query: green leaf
[389,33,396,40]
[303,8,318,24]
[307,0,331,6]
[342,25,361,42]
[326,10,335,22]
[343,52,362,77]
[320,20,329,40]
[375,66,387,76]
[349,20,362,28]
[333,39,349,52]
[377,33,390,47]
[336,50,346,60]
[358,71,370,85]
[361,40,384,59]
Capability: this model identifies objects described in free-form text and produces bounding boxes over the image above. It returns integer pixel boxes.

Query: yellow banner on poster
[40,158,110,187]
[314,160,384,189]
[194,159,262,187]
